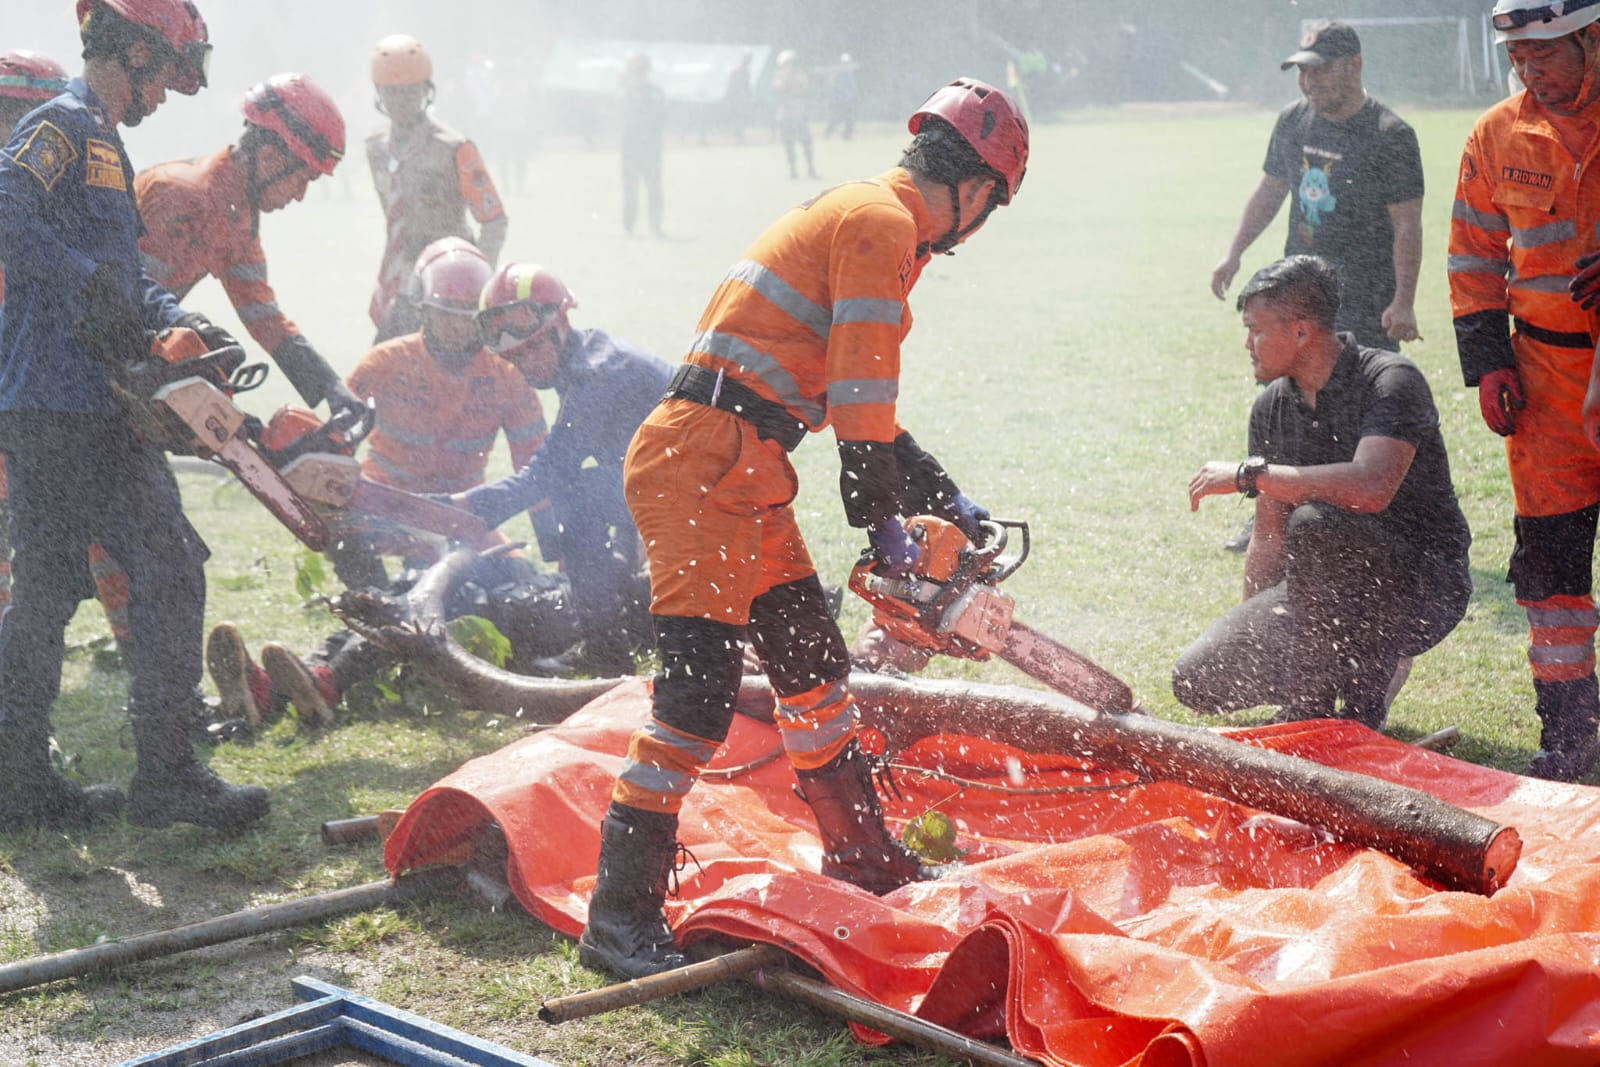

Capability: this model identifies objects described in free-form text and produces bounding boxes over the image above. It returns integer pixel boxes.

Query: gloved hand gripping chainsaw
[849,515,1139,713]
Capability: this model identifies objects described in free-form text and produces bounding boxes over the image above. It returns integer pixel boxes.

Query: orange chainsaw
[111,326,332,551]
[848,516,1138,713]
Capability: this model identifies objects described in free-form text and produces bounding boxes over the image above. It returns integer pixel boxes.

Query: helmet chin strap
[926,182,1001,257]
[242,137,302,235]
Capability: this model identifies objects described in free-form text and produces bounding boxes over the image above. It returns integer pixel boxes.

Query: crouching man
[1176,255,1472,731]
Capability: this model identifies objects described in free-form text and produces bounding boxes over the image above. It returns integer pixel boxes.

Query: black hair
[1236,254,1342,331]
[899,115,999,190]
[80,7,168,66]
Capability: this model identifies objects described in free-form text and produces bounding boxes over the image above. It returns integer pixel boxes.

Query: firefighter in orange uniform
[577,78,1029,980]
[1451,0,1600,780]
[136,73,362,418]
[333,236,546,588]
[0,50,70,615]
[367,34,507,343]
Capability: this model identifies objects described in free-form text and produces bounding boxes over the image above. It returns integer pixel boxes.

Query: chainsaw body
[847,516,1028,661]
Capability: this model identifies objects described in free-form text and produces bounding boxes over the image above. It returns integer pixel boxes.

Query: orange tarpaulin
[385,680,1600,1066]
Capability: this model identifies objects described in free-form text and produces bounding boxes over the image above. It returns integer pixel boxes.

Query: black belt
[662,364,808,452]
[1515,318,1594,350]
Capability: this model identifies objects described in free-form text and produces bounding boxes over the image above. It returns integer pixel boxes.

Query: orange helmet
[0,51,69,102]
[77,0,211,95]
[242,73,344,175]
[414,237,492,312]
[909,78,1029,204]
[476,263,576,383]
[371,34,432,87]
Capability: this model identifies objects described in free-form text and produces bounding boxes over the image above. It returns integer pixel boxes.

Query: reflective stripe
[826,378,898,409]
[618,760,697,798]
[775,679,850,722]
[140,251,173,285]
[1447,253,1509,276]
[444,432,497,455]
[727,258,831,339]
[616,718,719,797]
[1511,273,1576,293]
[366,451,428,486]
[1527,606,1599,628]
[689,330,825,426]
[1512,217,1576,249]
[777,706,858,755]
[1529,643,1595,665]
[1451,200,1509,233]
[831,296,903,326]
[376,424,435,449]
[505,420,548,444]
[235,300,282,323]
[224,262,269,282]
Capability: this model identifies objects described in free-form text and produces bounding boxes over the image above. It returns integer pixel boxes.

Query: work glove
[945,492,991,541]
[76,264,145,360]
[176,312,239,353]
[325,380,365,421]
[868,517,920,579]
[1572,250,1600,310]
[1477,367,1525,437]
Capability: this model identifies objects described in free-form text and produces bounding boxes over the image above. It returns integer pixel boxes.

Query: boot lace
[664,840,703,898]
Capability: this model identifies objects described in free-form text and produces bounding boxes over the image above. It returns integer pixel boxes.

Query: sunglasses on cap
[476,301,561,354]
[1494,0,1600,31]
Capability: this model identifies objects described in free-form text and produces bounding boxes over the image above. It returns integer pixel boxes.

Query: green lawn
[0,104,1559,1065]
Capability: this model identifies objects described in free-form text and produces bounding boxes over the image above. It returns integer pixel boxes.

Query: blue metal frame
[122,975,561,1067]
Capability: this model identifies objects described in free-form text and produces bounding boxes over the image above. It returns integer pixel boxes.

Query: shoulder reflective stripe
[235,301,282,322]
[1512,274,1577,292]
[831,297,902,325]
[445,432,498,454]
[1447,253,1508,275]
[140,251,174,284]
[1451,200,1509,233]
[689,329,825,425]
[375,424,435,449]
[224,262,269,282]
[826,378,898,408]
[727,258,831,340]
[1512,217,1576,249]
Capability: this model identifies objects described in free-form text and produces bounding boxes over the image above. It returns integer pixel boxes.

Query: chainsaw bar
[1000,621,1136,714]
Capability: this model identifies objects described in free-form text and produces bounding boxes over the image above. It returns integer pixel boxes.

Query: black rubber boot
[0,718,123,833]
[127,708,270,832]
[1529,677,1600,782]
[794,740,938,895]
[577,805,688,979]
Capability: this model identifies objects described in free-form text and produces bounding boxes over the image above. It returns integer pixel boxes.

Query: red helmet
[77,0,211,95]
[476,263,576,379]
[414,237,493,312]
[908,78,1029,204]
[371,34,432,87]
[0,51,69,102]
[242,74,345,175]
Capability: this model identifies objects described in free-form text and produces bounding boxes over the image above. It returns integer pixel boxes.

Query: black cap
[1281,21,1362,70]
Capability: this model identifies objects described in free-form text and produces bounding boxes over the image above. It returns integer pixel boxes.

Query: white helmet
[1493,0,1600,43]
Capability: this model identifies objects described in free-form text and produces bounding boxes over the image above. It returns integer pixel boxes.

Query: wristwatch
[1236,456,1268,498]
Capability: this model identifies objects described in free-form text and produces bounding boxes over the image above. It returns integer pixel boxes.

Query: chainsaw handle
[977,518,1029,583]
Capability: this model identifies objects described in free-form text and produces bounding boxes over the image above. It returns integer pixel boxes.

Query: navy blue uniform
[0,80,207,724]
[461,326,670,639]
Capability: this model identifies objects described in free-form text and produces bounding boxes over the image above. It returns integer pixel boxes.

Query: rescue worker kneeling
[578,78,1030,980]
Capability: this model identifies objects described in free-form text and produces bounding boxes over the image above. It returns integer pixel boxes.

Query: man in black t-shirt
[1176,256,1472,729]
[1210,21,1424,353]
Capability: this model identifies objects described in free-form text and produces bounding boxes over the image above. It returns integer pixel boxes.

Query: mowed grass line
[0,105,1557,1065]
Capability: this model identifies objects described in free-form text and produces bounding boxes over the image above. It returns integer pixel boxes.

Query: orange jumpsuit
[366,117,506,339]
[1450,91,1600,690]
[615,168,944,814]
[135,147,343,405]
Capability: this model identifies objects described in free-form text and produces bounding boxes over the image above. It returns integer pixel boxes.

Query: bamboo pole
[538,944,787,1023]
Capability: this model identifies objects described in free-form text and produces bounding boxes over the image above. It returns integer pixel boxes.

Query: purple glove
[947,492,990,540]
[868,518,920,578]
[1477,367,1525,437]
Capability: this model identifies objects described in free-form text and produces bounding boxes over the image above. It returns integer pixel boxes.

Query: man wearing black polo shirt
[1175,256,1472,730]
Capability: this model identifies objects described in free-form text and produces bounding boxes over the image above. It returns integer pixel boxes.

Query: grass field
[0,102,1560,1065]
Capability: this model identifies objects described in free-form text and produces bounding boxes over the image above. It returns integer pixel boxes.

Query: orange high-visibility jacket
[1449,92,1600,383]
[135,148,303,356]
[348,333,546,494]
[684,167,931,447]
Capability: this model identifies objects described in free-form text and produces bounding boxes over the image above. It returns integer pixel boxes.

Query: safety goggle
[476,301,559,354]
[1494,0,1600,31]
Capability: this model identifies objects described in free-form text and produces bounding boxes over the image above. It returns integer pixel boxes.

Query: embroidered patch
[1501,165,1553,190]
[11,120,77,192]
[84,139,126,190]
[1460,153,1479,184]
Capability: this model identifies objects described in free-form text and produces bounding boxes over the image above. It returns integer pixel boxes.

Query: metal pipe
[320,815,381,846]
[755,967,1039,1067]
[0,868,458,995]
[539,944,787,1023]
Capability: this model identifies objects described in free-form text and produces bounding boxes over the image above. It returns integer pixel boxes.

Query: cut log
[333,547,1521,896]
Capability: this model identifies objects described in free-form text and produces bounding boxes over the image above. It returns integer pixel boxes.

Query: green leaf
[901,810,967,864]
[446,614,513,668]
